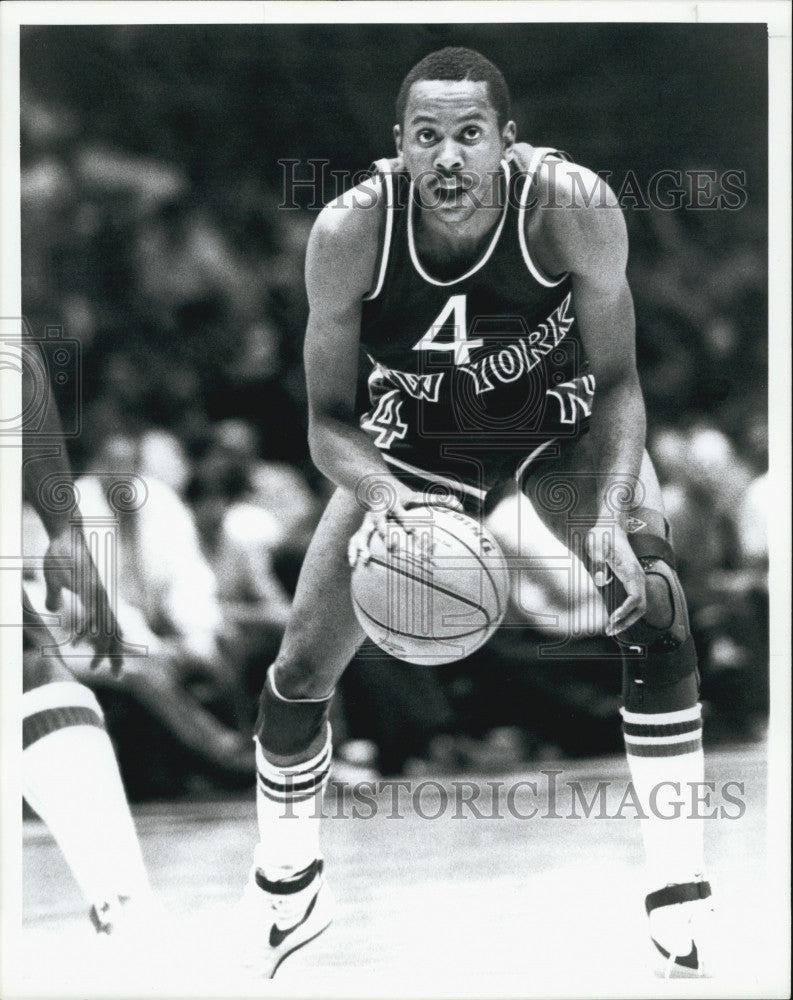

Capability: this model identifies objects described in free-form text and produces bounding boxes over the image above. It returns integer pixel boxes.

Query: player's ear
[502,120,516,159]
[393,124,402,156]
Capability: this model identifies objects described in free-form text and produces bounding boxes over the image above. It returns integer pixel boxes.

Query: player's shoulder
[306,170,388,299]
[514,146,626,271]
[309,172,386,258]
[512,143,615,204]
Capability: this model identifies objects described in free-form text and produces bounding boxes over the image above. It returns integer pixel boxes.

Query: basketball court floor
[13,742,786,998]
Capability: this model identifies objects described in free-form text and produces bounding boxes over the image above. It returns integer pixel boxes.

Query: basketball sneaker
[89,895,130,935]
[240,858,333,978]
[89,893,179,988]
[646,879,716,978]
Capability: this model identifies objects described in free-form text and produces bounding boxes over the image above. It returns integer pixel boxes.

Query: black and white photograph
[1,3,790,997]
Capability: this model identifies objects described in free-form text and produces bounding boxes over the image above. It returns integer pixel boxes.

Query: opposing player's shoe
[89,893,180,988]
[646,879,715,978]
[89,895,131,935]
[241,858,333,978]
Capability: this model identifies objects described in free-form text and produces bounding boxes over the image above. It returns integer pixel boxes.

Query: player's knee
[268,651,333,701]
[255,666,332,762]
[618,545,691,653]
[615,538,700,713]
[621,632,699,713]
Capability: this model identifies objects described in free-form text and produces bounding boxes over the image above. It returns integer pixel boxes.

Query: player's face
[395,80,515,224]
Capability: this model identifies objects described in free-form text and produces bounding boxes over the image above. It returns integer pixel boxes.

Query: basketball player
[22,340,153,934]
[245,48,714,978]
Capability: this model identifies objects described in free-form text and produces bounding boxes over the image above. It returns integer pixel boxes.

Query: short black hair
[395,47,512,129]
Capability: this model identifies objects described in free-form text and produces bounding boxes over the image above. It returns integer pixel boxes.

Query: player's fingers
[348,530,367,568]
[349,517,380,566]
[44,573,64,612]
[606,560,646,636]
[387,504,414,534]
[585,528,606,569]
[589,550,610,588]
[347,532,359,568]
[606,593,644,636]
[370,512,392,551]
[108,626,126,675]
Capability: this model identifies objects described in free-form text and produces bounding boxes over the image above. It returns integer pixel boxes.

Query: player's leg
[521,441,713,975]
[245,487,366,977]
[22,600,151,933]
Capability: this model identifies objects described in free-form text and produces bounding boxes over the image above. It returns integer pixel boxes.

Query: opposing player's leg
[520,440,714,977]
[22,599,152,934]
[243,487,366,977]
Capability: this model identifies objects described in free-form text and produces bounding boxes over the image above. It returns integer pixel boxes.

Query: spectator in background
[138,427,193,498]
[202,419,322,588]
[76,431,223,670]
[24,429,255,792]
[651,423,753,599]
[205,320,312,472]
[188,432,293,720]
[650,422,767,738]
[736,469,767,570]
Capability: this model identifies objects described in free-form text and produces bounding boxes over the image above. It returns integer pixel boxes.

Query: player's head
[395,47,512,131]
[394,47,516,222]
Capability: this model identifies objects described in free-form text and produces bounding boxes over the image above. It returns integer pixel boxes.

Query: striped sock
[254,728,331,883]
[622,704,705,890]
[23,682,150,909]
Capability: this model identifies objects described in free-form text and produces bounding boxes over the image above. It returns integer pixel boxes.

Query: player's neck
[413,201,503,267]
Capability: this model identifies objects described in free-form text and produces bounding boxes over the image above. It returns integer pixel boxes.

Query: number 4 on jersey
[412,294,483,365]
[361,389,408,448]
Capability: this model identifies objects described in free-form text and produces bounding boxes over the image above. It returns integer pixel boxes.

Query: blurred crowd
[20,58,767,798]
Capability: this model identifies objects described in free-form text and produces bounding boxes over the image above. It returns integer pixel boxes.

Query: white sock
[253,728,331,883]
[622,704,706,892]
[23,682,150,907]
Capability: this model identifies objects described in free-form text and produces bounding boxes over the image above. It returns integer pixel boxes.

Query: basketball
[350,505,510,665]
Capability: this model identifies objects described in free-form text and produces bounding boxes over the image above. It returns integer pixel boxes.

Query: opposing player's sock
[23,682,150,924]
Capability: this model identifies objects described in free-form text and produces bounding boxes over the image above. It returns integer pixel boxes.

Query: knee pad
[255,668,331,761]
[619,550,691,653]
[621,635,699,713]
[617,531,700,713]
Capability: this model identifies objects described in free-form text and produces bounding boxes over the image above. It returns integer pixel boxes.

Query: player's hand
[347,490,464,568]
[585,520,646,637]
[44,526,125,673]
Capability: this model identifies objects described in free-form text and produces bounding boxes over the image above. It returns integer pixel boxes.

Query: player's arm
[22,345,124,669]
[305,185,437,562]
[542,164,647,634]
[305,185,460,562]
[304,184,409,496]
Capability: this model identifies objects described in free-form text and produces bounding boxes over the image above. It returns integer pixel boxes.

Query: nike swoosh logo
[652,937,699,970]
[269,891,318,948]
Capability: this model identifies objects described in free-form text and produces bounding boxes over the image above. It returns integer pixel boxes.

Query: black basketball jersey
[358,147,594,500]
